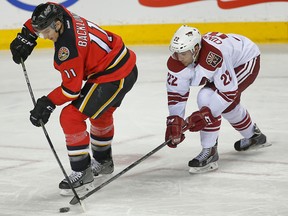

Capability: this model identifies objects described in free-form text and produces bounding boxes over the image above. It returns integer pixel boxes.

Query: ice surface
[0,44,287,216]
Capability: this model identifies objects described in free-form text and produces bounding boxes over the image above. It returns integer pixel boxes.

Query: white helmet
[169,25,202,54]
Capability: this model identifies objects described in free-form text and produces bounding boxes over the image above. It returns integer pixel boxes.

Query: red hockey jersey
[25,3,136,106]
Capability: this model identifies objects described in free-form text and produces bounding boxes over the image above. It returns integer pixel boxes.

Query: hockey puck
[59,207,70,213]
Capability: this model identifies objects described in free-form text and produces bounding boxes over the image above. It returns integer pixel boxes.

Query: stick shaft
[20,59,83,208]
[70,139,170,205]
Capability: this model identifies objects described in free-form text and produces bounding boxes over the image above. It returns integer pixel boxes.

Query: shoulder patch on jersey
[206,51,222,68]
[58,47,70,61]
[167,56,186,73]
[54,15,78,65]
[197,40,223,71]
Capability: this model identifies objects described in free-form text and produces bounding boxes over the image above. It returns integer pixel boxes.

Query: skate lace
[67,171,84,183]
[91,159,103,173]
[195,148,212,161]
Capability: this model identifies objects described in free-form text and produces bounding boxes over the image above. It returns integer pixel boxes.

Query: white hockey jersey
[167,32,260,118]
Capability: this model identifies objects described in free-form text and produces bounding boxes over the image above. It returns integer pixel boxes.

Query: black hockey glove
[10,26,37,64]
[30,96,56,127]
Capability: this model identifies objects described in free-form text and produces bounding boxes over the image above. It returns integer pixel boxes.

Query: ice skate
[59,166,94,196]
[234,124,271,151]
[188,143,219,174]
[91,158,114,176]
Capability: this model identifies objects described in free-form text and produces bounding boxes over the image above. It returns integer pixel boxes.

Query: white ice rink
[0,44,288,216]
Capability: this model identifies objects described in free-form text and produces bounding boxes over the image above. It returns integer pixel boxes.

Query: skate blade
[247,141,272,151]
[60,182,94,197]
[189,161,218,174]
[93,172,113,179]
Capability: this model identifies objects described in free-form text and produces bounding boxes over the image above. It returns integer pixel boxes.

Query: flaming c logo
[138,0,288,9]
[7,0,78,11]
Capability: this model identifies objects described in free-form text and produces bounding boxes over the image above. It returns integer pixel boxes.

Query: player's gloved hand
[30,96,56,127]
[165,115,186,148]
[186,106,216,132]
[10,26,37,64]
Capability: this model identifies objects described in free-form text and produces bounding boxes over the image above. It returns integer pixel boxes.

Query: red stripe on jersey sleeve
[167,91,189,105]
[23,19,35,34]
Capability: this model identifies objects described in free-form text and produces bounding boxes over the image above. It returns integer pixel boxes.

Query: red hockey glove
[165,116,186,148]
[186,106,216,132]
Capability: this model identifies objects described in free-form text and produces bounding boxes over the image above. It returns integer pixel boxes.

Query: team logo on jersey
[58,47,70,61]
[206,51,222,68]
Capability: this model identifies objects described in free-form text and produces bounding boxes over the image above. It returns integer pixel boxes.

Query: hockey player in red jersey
[165,25,270,173]
[10,2,138,193]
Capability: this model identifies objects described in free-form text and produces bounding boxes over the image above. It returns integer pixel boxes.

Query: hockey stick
[70,128,188,205]
[69,139,169,205]
[20,59,84,210]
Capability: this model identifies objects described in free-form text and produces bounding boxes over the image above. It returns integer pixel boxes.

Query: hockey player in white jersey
[165,25,270,173]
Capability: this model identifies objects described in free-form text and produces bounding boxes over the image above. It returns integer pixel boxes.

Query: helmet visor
[33,24,54,38]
